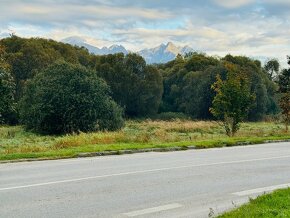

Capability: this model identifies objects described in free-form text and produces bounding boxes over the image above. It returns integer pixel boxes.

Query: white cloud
[0,0,289,67]
[265,0,290,5]
[213,0,255,8]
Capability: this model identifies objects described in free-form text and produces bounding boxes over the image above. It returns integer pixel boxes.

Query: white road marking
[123,203,182,217]
[233,183,290,196]
[1,154,290,191]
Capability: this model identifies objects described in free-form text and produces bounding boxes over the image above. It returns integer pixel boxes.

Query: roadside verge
[1,138,289,164]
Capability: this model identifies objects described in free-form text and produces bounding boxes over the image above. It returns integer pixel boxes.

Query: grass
[0,120,289,161]
[218,188,290,218]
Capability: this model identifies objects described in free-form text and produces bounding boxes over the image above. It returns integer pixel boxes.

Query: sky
[0,0,289,66]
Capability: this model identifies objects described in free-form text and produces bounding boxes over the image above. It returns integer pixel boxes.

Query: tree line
[0,36,288,134]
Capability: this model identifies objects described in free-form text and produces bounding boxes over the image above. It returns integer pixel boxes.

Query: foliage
[277,56,290,131]
[0,36,282,123]
[210,63,255,136]
[1,36,96,100]
[159,53,277,121]
[96,53,163,117]
[19,61,124,134]
[222,55,277,121]
[0,67,16,124]
[153,112,190,121]
[181,66,226,119]
[160,53,219,116]
[264,58,280,80]
[0,45,17,124]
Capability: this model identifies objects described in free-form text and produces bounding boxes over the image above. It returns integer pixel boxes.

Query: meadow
[0,120,289,161]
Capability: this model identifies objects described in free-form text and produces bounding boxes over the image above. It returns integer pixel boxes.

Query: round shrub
[19,61,124,134]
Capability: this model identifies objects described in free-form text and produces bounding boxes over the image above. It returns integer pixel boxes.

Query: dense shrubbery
[19,62,124,134]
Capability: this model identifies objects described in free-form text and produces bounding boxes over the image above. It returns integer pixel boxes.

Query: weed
[0,120,289,161]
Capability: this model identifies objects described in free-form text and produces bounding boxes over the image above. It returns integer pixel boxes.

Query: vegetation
[0,120,289,161]
[218,188,290,218]
[0,36,288,142]
[0,45,17,124]
[19,62,124,134]
[264,58,280,80]
[96,53,163,117]
[0,36,283,123]
[160,54,279,121]
[1,36,96,101]
[0,67,16,124]
[210,63,254,136]
[277,57,290,132]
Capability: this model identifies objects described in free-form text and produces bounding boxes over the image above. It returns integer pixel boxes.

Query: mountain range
[61,36,194,64]
[62,36,128,56]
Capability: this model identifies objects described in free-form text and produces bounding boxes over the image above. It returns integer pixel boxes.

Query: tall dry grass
[0,120,287,154]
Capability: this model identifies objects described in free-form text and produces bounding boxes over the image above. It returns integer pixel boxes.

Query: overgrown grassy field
[0,120,289,161]
[218,188,290,218]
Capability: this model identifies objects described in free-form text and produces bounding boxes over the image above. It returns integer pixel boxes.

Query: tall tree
[264,59,280,80]
[0,45,16,124]
[277,56,290,132]
[223,55,277,121]
[1,36,94,100]
[97,53,163,117]
[210,63,255,136]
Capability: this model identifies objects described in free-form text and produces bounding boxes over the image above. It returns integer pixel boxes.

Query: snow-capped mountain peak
[61,36,128,55]
[139,42,194,64]
[61,37,194,64]
[165,42,180,54]
[61,36,86,44]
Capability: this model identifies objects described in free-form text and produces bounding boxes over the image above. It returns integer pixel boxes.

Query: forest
[0,35,289,134]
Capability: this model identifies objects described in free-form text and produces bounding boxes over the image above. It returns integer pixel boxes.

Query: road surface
[1,142,290,218]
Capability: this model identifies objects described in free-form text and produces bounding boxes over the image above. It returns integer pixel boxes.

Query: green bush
[19,61,124,134]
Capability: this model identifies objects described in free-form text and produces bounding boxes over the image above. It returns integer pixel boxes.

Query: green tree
[19,61,124,134]
[223,55,277,121]
[1,36,94,100]
[161,53,219,115]
[264,59,280,80]
[277,57,290,132]
[0,67,16,124]
[0,45,17,124]
[97,53,163,117]
[210,63,255,136]
[181,65,227,119]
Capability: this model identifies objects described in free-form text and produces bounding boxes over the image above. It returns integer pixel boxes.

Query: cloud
[0,0,289,67]
[265,0,290,5]
[212,0,255,8]
[0,1,173,29]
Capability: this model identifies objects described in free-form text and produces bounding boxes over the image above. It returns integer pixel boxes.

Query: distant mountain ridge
[62,36,128,56]
[61,36,194,64]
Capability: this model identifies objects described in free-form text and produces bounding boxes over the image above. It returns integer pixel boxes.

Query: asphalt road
[1,142,290,218]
